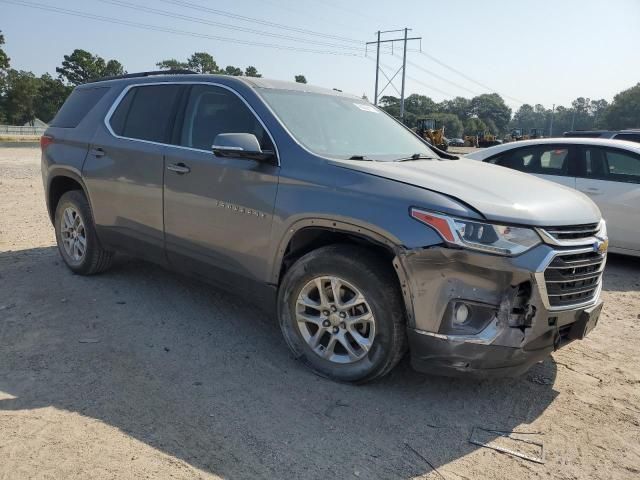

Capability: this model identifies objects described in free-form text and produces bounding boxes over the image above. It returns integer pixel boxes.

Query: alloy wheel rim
[60,207,86,262]
[295,276,376,364]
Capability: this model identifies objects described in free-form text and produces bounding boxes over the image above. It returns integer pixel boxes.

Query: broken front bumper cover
[395,243,605,377]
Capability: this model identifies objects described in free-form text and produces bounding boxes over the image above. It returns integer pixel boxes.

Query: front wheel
[278,245,407,383]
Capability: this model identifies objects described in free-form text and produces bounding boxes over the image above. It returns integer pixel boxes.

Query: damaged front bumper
[394,243,606,377]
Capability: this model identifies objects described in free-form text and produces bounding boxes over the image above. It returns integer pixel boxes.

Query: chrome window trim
[533,246,606,311]
[102,81,280,165]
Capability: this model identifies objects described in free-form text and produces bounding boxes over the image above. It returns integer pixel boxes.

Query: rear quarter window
[49,87,109,128]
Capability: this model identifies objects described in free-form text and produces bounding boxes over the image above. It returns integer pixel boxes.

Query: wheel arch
[271,218,403,285]
[46,168,92,223]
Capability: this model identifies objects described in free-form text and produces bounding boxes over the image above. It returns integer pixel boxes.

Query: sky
[1,0,639,111]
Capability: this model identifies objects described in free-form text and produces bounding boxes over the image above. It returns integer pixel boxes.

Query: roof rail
[86,69,198,83]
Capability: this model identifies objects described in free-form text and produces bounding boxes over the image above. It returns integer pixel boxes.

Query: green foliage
[604,83,640,130]
[156,59,189,71]
[0,30,9,71]
[56,49,125,85]
[439,96,470,120]
[2,69,39,124]
[432,113,463,138]
[244,66,261,77]
[295,74,307,84]
[0,31,9,122]
[35,74,72,123]
[463,117,487,136]
[469,93,511,133]
[188,52,220,74]
[224,65,243,76]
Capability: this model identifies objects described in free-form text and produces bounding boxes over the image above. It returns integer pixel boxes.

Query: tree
[469,93,511,134]
[2,69,39,124]
[432,113,463,138]
[0,30,9,72]
[295,74,307,84]
[224,65,243,76]
[244,66,261,77]
[605,83,640,129]
[187,52,220,74]
[0,30,11,122]
[56,49,124,85]
[35,74,72,123]
[463,117,487,136]
[156,59,189,71]
[439,96,471,120]
[590,99,609,128]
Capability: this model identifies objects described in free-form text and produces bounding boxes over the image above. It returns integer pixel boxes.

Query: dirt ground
[1,145,639,480]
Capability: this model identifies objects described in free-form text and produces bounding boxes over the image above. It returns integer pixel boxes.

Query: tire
[278,244,407,384]
[54,190,113,275]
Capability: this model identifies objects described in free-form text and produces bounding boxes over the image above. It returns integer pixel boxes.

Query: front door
[163,84,280,285]
[487,144,577,189]
[575,146,640,253]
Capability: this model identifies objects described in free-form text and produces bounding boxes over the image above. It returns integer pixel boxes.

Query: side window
[613,133,640,144]
[580,147,640,183]
[179,85,272,151]
[50,87,109,128]
[488,146,569,175]
[109,84,183,143]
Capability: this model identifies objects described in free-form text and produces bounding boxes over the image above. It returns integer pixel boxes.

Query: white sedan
[465,138,640,256]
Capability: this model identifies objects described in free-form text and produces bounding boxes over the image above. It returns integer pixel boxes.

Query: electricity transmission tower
[366,28,422,122]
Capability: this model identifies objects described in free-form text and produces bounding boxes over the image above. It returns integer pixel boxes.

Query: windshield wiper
[395,153,437,162]
[348,155,373,161]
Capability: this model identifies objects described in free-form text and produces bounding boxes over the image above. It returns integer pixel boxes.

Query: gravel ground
[1,146,639,479]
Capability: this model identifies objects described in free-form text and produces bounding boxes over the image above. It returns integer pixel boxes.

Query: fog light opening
[454,303,470,325]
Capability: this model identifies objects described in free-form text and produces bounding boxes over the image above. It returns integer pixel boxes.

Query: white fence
[0,125,48,136]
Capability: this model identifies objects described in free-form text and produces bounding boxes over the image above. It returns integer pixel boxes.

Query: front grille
[543,250,605,308]
[543,223,600,241]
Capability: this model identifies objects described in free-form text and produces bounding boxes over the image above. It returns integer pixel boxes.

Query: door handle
[167,163,191,174]
[90,147,105,158]
[583,187,602,195]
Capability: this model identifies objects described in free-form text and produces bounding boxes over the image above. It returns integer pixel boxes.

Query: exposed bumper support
[395,244,604,377]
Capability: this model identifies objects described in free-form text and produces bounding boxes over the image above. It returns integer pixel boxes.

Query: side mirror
[212,133,276,163]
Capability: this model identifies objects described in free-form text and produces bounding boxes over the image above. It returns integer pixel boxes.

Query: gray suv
[41,72,608,383]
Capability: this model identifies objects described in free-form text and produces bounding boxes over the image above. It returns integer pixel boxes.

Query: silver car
[466,138,640,256]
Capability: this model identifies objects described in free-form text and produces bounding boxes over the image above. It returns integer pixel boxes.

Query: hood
[332,158,601,227]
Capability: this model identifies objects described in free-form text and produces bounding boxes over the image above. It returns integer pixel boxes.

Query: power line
[96,0,366,52]
[1,0,361,56]
[157,0,364,45]
[394,55,481,97]
[417,50,527,104]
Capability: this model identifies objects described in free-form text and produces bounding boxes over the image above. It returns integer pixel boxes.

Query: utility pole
[366,28,421,121]
[374,30,380,105]
[549,103,555,137]
[571,109,576,130]
[400,27,408,120]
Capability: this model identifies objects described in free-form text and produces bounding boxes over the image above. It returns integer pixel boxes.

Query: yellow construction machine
[511,128,530,141]
[477,131,501,148]
[415,118,448,151]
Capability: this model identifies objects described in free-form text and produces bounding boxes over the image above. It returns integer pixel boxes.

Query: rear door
[85,83,185,260]
[575,146,640,252]
[486,144,577,188]
[163,84,279,285]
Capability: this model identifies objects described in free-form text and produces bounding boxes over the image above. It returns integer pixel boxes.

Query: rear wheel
[278,245,407,383]
[54,190,113,275]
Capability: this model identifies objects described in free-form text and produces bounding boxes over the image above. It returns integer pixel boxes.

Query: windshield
[258,89,437,161]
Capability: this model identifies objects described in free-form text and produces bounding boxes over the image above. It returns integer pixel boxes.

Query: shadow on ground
[0,247,561,478]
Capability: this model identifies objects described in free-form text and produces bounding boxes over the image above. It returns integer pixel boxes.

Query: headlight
[411,208,541,256]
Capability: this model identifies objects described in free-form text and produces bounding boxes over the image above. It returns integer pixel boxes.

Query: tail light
[40,135,54,151]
